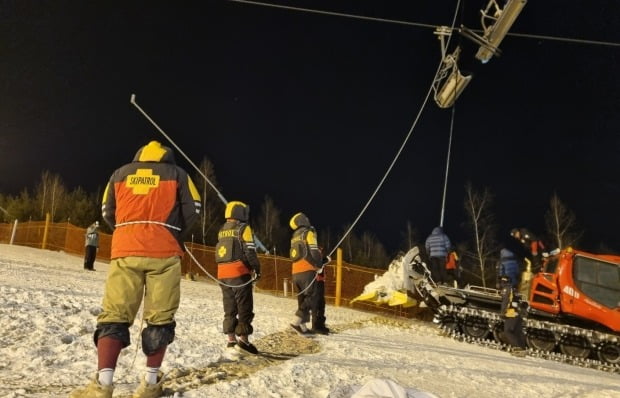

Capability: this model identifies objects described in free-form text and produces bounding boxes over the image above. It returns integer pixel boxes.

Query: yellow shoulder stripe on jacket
[102,183,110,203]
[306,230,317,245]
[242,226,254,242]
[187,176,201,201]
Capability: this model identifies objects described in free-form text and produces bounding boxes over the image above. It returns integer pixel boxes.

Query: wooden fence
[0,220,428,319]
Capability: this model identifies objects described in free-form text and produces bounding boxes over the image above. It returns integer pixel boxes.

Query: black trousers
[429,257,447,284]
[503,316,527,348]
[220,274,254,336]
[313,279,326,329]
[83,245,97,270]
[292,270,320,324]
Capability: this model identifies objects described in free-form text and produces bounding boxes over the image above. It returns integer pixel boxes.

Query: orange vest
[446,252,458,270]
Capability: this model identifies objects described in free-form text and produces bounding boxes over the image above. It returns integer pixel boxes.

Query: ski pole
[129,93,269,253]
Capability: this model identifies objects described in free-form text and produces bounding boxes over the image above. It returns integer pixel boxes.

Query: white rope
[183,243,256,288]
[130,95,270,253]
[115,220,182,231]
[439,105,456,228]
[323,0,463,259]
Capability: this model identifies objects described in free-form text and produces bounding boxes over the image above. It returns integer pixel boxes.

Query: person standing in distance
[70,140,201,398]
[215,200,261,355]
[424,226,452,285]
[289,212,323,335]
[84,221,100,271]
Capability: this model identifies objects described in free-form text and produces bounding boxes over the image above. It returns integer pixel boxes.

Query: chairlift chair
[473,0,528,63]
[432,27,473,108]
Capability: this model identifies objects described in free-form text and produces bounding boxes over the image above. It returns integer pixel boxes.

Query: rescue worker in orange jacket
[71,140,201,398]
[445,249,460,288]
[215,201,261,354]
[289,212,323,335]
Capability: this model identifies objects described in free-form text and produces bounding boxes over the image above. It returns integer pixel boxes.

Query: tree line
[0,159,595,287]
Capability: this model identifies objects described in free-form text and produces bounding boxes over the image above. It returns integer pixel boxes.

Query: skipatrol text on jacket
[101,141,201,259]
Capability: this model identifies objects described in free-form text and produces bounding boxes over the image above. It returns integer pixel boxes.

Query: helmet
[225,201,249,222]
[133,140,176,164]
[289,212,311,230]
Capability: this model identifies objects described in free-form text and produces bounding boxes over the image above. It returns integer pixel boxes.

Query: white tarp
[350,378,439,398]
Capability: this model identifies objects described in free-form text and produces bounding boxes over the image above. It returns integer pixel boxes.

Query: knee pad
[94,322,131,348]
[141,322,176,355]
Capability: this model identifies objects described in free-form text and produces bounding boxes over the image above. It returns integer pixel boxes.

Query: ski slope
[0,244,618,398]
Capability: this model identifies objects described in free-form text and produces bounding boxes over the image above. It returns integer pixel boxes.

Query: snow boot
[69,374,114,398]
[226,341,237,348]
[290,323,313,336]
[132,371,165,398]
[236,339,259,355]
[311,326,330,335]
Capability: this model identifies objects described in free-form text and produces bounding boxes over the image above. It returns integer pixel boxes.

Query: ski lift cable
[300,0,463,264]
[227,0,620,48]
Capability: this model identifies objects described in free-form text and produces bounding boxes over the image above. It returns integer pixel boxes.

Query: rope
[125,289,145,376]
[115,220,181,231]
[227,0,620,48]
[129,95,270,254]
[183,243,256,288]
[321,0,462,259]
[439,105,456,228]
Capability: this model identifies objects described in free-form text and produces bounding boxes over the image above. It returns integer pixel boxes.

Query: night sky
[1,1,619,253]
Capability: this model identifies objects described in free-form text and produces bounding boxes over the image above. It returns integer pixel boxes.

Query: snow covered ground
[0,243,618,398]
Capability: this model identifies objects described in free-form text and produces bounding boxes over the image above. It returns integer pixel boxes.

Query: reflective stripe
[115,220,182,231]
[218,261,251,279]
[292,259,317,275]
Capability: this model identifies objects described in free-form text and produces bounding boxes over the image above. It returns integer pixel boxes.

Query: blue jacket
[425,227,451,259]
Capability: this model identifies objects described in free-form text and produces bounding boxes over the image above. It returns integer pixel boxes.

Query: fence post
[283,278,288,297]
[335,247,343,307]
[41,213,51,249]
[273,247,278,293]
[10,219,18,244]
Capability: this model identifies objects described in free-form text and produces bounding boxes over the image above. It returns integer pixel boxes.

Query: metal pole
[129,94,269,253]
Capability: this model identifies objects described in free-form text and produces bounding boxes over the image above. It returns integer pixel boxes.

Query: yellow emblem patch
[291,248,297,258]
[218,246,227,258]
[126,169,160,195]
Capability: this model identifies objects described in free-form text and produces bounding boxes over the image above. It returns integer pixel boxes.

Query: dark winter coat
[425,227,452,259]
[101,141,201,259]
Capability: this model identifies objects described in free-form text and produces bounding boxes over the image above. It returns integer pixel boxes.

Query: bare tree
[400,220,419,252]
[463,182,497,287]
[193,157,224,245]
[357,231,389,268]
[36,171,66,221]
[255,195,286,252]
[544,192,582,250]
[338,223,357,262]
